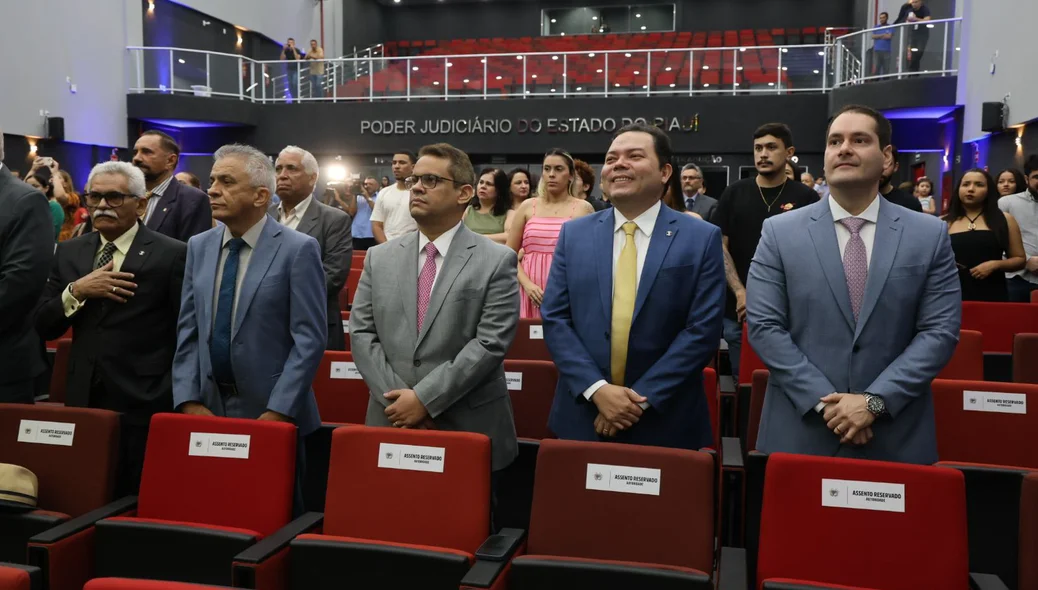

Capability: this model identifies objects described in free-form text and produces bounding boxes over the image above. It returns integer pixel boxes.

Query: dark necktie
[685,197,695,211]
[95,242,117,270]
[211,238,245,384]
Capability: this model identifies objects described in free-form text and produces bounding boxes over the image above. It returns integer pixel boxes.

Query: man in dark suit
[541,124,725,449]
[133,130,213,242]
[35,162,186,494]
[880,145,923,213]
[680,164,718,222]
[270,146,352,350]
[0,131,54,403]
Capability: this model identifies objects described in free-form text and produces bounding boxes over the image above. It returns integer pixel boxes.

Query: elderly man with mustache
[35,161,186,496]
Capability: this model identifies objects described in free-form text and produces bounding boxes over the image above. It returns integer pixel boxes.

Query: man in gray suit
[271,146,353,350]
[350,142,520,473]
[746,105,961,465]
[680,164,717,222]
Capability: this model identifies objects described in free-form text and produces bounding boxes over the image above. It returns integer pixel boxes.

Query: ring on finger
[112,286,117,293]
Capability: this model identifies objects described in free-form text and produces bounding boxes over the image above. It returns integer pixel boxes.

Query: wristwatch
[67,282,85,304]
[863,393,887,417]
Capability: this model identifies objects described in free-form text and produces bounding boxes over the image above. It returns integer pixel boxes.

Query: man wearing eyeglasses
[680,163,717,222]
[34,161,186,496]
[351,143,520,481]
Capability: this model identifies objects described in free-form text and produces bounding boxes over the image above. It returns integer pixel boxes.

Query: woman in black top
[944,169,1026,301]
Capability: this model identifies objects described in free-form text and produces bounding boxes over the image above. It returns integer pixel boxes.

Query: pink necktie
[839,217,868,322]
[417,241,438,333]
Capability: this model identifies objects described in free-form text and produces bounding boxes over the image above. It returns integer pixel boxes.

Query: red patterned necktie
[416,241,438,333]
[839,217,868,322]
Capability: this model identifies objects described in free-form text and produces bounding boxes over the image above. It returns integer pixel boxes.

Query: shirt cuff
[638,400,650,410]
[814,401,827,413]
[582,380,608,400]
[61,284,84,318]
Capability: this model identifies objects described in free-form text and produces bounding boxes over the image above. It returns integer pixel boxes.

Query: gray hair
[278,145,320,177]
[87,162,147,197]
[214,144,275,193]
[680,163,702,175]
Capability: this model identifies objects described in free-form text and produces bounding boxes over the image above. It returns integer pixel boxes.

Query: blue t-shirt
[873,26,893,52]
[352,193,374,238]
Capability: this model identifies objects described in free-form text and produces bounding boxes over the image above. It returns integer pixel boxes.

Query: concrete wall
[173,0,343,56]
[958,0,1038,141]
[0,0,142,147]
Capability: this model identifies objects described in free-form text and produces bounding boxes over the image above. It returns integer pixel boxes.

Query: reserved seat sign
[189,432,251,459]
[585,463,661,496]
[378,442,446,473]
[821,478,905,513]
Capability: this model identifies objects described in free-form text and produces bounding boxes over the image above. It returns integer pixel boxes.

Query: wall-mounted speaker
[47,117,65,141]
[981,102,1004,133]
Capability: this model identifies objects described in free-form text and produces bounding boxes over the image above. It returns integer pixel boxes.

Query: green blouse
[463,205,507,235]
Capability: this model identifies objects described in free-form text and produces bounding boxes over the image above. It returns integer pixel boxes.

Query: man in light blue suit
[542,124,725,450]
[173,144,326,506]
[747,105,961,465]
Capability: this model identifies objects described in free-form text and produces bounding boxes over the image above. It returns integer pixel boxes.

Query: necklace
[757,179,786,212]
[965,212,983,230]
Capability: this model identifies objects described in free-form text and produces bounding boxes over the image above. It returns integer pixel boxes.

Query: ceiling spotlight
[614,83,620,87]
[635,13,641,18]
[552,55,558,60]
[702,65,710,70]
[911,47,919,52]
[433,81,439,85]
[516,56,524,60]
[550,18,556,23]
[393,0,400,3]
[768,82,774,86]
[446,62,453,67]
[736,66,743,71]
[550,88,556,92]
[781,48,788,53]
[817,51,824,56]
[669,83,676,88]
[781,66,788,71]
[640,25,646,30]
[576,86,583,91]
[480,59,486,63]
[739,48,746,52]
[596,68,603,73]
[531,74,537,78]
[496,75,502,80]
[463,78,469,83]
[1016,136,1023,147]
[735,82,741,86]
[633,70,640,75]
[561,32,565,36]
[412,66,419,71]
[178,58,185,64]
[624,52,632,57]
[703,83,710,87]
[642,85,648,89]
[813,69,820,74]
[588,53,595,57]
[592,16,598,20]
[665,66,672,71]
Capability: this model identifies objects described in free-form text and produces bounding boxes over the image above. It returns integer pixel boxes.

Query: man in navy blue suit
[541,123,726,449]
[133,130,213,242]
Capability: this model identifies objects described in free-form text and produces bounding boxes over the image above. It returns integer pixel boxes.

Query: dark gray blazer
[269,198,353,350]
[687,193,718,223]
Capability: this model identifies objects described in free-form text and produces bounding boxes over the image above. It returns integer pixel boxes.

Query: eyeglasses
[404,174,464,190]
[84,192,139,207]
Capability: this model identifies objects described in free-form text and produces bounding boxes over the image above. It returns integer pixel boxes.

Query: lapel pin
[666,230,673,237]
[139,250,145,255]
[162,207,168,212]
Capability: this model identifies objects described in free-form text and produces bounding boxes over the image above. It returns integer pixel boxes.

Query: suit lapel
[632,207,678,324]
[854,199,902,341]
[146,180,177,232]
[807,202,856,332]
[232,220,282,337]
[76,232,101,276]
[399,233,420,342]
[416,225,475,348]
[118,223,154,277]
[294,200,320,236]
[595,211,615,322]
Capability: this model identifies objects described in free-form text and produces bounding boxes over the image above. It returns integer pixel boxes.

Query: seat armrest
[970,572,1009,590]
[28,496,137,544]
[234,512,324,564]
[722,437,744,469]
[459,528,527,589]
[718,546,748,590]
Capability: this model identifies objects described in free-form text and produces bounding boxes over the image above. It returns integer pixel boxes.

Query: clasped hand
[593,384,647,437]
[821,393,874,445]
[73,261,137,303]
[384,389,429,428]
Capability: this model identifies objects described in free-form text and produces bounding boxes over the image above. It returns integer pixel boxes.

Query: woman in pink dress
[507,149,595,319]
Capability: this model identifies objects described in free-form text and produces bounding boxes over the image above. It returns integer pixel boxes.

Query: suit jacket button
[853,345,860,353]
[413,359,421,367]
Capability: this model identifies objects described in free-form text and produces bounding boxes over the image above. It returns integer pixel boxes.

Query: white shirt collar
[99,220,141,255]
[278,194,313,221]
[150,174,174,197]
[417,221,463,258]
[613,200,662,236]
[829,194,880,224]
[222,215,267,249]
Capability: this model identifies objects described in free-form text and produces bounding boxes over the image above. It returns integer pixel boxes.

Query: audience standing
[541,123,724,448]
[463,167,514,243]
[879,145,923,212]
[26,160,66,241]
[133,130,213,242]
[681,163,718,221]
[507,149,594,319]
[871,12,893,76]
[175,171,201,189]
[915,176,936,214]
[573,159,609,211]
[996,168,1027,199]
[35,162,186,495]
[371,151,418,243]
[280,38,303,99]
[0,130,53,403]
[945,169,1026,301]
[271,145,353,351]
[350,176,379,250]
[305,39,325,98]
[747,104,960,464]
[894,0,932,73]
[507,168,534,209]
[998,154,1038,302]
[173,144,325,513]
[713,123,818,382]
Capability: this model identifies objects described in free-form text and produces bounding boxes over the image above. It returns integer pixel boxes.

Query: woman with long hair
[944,168,1026,301]
[507,168,534,209]
[25,164,66,241]
[996,168,1027,198]
[915,176,936,214]
[464,167,514,244]
[507,149,594,319]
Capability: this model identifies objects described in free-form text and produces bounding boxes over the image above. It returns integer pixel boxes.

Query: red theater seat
[738,323,766,387]
[704,367,720,450]
[746,369,769,453]
[85,580,233,589]
[340,311,352,352]
[938,330,984,381]
[505,360,557,440]
[30,414,298,589]
[509,439,719,589]
[932,379,1038,468]
[48,339,72,404]
[757,453,969,589]
[1014,334,1038,384]
[313,351,369,424]
[235,426,519,590]
[961,302,1038,354]
[0,404,120,568]
[346,267,362,307]
[0,563,41,590]
[508,319,551,361]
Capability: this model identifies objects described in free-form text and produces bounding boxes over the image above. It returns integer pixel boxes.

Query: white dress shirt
[417,221,463,293]
[583,200,662,407]
[277,195,313,231]
[212,215,267,329]
[61,222,141,317]
[143,174,174,223]
[814,194,880,413]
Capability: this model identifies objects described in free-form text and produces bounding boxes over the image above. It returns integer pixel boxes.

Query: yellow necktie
[611,221,638,386]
